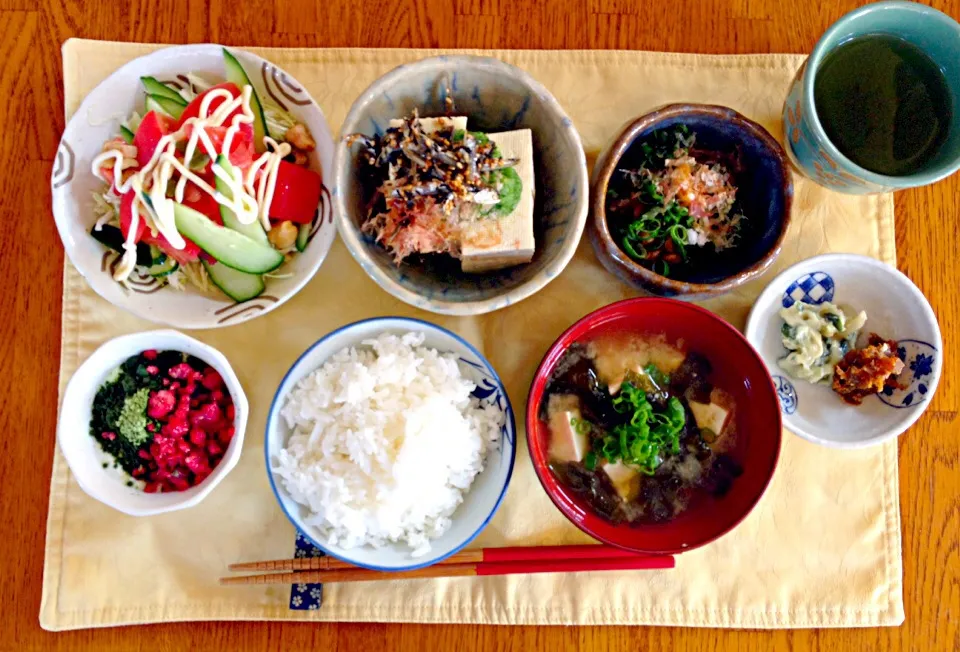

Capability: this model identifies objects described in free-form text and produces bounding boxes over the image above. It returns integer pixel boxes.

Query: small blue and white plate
[265,317,516,571]
[745,254,942,449]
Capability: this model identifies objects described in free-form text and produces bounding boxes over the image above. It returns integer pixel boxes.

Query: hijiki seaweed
[346,109,520,263]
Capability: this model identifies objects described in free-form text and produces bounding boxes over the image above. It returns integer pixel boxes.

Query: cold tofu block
[460,129,536,272]
[688,400,730,435]
[546,394,588,463]
[602,461,641,502]
[388,116,468,134]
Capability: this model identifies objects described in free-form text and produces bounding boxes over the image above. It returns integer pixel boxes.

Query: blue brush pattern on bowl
[333,56,589,315]
[745,253,943,449]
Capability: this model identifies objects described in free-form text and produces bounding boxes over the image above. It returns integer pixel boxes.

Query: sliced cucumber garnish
[119,125,135,144]
[140,77,187,106]
[203,260,265,302]
[145,94,184,120]
[296,223,311,252]
[222,48,270,152]
[213,155,269,245]
[172,201,283,274]
[146,254,179,278]
[90,224,152,266]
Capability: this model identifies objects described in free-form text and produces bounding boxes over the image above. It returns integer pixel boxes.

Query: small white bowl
[52,44,336,329]
[57,330,248,516]
[745,254,942,449]
[334,55,589,316]
[265,317,517,570]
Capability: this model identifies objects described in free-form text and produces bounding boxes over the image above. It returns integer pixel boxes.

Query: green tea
[814,33,952,176]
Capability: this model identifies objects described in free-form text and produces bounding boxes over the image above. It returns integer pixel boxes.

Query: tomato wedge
[133,111,177,167]
[184,122,255,170]
[268,161,323,225]
[181,180,223,226]
[118,190,201,264]
[119,190,146,242]
[177,82,244,128]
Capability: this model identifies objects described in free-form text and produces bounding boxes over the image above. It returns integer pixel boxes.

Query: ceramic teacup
[783,1,960,194]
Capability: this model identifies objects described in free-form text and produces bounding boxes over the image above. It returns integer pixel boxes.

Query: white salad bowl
[745,254,942,449]
[57,330,248,516]
[334,55,589,316]
[51,44,336,329]
[265,317,517,571]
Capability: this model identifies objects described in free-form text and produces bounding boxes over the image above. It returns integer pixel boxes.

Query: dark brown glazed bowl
[589,104,793,300]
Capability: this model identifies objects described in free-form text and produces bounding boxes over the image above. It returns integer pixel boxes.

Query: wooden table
[3,0,958,649]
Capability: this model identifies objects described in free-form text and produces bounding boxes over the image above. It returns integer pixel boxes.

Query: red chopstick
[228,544,659,573]
[222,552,674,585]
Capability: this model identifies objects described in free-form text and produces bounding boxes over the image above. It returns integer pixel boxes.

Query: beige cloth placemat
[42,40,902,630]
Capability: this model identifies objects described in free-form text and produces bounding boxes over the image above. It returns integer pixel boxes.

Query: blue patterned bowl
[264,317,516,570]
[744,254,942,448]
[333,56,589,315]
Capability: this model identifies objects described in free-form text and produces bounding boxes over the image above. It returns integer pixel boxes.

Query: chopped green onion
[584,452,598,471]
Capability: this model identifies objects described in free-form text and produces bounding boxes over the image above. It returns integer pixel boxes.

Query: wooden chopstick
[220,554,675,586]
[228,544,654,573]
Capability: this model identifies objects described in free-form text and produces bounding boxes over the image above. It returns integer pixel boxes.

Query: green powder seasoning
[117,387,152,447]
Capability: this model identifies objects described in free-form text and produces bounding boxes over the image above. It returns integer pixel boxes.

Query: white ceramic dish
[265,317,517,570]
[745,254,942,449]
[334,55,589,316]
[57,330,248,516]
[51,44,336,329]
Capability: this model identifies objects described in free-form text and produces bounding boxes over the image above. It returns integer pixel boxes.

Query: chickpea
[289,149,309,166]
[268,220,299,251]
[285,123,316,152]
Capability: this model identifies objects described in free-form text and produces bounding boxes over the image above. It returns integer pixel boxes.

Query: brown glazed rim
[591,103,793,295]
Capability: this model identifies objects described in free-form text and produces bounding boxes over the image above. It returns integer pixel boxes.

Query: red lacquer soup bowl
[526,298,782,554]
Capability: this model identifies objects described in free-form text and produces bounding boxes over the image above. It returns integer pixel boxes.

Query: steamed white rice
[273,331,503,556]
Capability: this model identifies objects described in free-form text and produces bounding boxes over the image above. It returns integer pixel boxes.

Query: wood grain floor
[2,0,958,650]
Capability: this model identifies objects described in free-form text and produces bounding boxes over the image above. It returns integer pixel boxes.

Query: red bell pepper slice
[133,111,177,167]
[268,161,322,225]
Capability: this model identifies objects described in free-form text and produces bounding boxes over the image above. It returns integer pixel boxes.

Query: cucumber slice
[213,155,269,245]
[203,260,265,302]
[172,201,284,274]
[145,94,184,120]
[90,224,152,266]
[295,223,311,252]
[119,125,135,144]
[146,255,179,278]
[222,48,270,152]
[140,76,187,106]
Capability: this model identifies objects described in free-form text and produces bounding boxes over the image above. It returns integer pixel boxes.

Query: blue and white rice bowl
[333,55,589,316]
[745,254,942,449]
[264,317,516,570]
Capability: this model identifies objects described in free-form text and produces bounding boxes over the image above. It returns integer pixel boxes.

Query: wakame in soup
[543,333,743,524]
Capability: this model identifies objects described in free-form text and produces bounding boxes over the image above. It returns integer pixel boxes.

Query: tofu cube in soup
[460,129,536,272]
[547,394,588,463]
[688,389,733,436]
[602,461,641,502]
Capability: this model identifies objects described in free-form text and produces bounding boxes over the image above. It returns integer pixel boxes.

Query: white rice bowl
[272,331,504,558]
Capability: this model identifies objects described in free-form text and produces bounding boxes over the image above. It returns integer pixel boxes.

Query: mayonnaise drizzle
[91,84,290,282]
